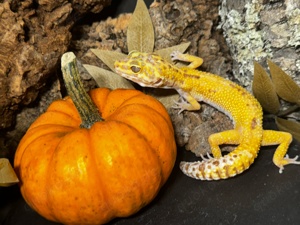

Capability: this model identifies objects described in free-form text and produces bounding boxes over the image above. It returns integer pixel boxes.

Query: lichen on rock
[219,0,300,91]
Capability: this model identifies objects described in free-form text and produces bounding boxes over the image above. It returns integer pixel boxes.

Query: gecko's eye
[131,66,141,73]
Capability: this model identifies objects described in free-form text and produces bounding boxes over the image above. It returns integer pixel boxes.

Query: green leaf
[268,59,300,105]
[127,0,154,53]
[154,42,191,62]
[0,158,19,187]
[276,117,300,142]
[252,61,280,114]
[91,49,127,72]
[83,64,135,90]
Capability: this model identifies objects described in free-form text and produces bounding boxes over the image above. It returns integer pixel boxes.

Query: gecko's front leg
[171,51,203,69]
[172,90,201,114]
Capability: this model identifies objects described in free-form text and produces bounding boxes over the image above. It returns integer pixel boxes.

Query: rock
[169,103,235,156]
[219,0,300,91]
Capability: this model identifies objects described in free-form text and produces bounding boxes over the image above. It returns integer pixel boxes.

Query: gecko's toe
[279,166,284,174]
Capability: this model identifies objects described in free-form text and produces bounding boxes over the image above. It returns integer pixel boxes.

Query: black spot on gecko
[184,74,201,79]
[233,167,239,174]
[199,164,205,176]
[224,165,230,177]
[230,83,242,91]
[241,162,246,171]
[212,161,220,166]
[185,164,190,171]
[251,118,257,129]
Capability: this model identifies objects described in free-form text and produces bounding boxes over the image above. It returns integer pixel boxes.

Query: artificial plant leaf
[0,158,19,187]
[127,0,154,53]
[154,42,191,63]
[91,49,127,72]
[252,61,280,114]
[144,88,179,109]
[268,59,300,105]
[275,117,300,142]
[83,64,135,90]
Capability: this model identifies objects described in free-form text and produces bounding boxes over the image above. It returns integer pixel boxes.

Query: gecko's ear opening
[131,66,141,73]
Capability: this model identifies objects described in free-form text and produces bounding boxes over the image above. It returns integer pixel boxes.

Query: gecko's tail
[180,149,257,180]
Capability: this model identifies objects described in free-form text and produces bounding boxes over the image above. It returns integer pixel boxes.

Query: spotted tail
[180,145,259,180]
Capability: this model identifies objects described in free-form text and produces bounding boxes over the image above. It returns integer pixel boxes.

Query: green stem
[61,52,103,129]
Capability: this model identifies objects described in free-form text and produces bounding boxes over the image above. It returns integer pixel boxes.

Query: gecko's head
[114,51,172,88]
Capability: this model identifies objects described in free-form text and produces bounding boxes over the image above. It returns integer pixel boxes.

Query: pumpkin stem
[61,52,103,128]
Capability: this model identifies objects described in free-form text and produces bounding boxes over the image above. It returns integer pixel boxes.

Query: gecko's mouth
[115,70,152,87]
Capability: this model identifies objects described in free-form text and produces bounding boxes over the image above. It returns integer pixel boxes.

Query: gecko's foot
[200,153,214,162]
[171,51,183,62]
[278,154,300,174]
[172,98,186,114]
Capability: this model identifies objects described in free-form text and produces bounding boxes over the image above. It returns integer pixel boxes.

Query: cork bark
[0,0,111,130]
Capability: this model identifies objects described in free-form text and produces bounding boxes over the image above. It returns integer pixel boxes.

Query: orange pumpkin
[14,53,176,225]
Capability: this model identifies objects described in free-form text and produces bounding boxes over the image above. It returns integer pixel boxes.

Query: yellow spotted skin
[114,51,300,180]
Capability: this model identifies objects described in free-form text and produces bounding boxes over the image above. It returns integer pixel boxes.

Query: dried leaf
[276,117,300,142]
[127,0,154,53]
[0,158,19,187]
[154,42,191,62]
[91,49,127,72]
[83,64,135,90]
[252,61,280,114]
[268,59,300,105]
[144,88,179,109]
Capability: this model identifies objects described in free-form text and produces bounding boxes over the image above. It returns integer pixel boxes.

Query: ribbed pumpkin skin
[14,88,176,225]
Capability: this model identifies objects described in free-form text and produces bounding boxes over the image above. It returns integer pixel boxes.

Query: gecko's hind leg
[208,129,241,159]
[261,130,300,173]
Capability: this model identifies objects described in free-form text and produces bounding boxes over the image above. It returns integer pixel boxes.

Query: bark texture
[0,0,111,159]
[0,0,111,129]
